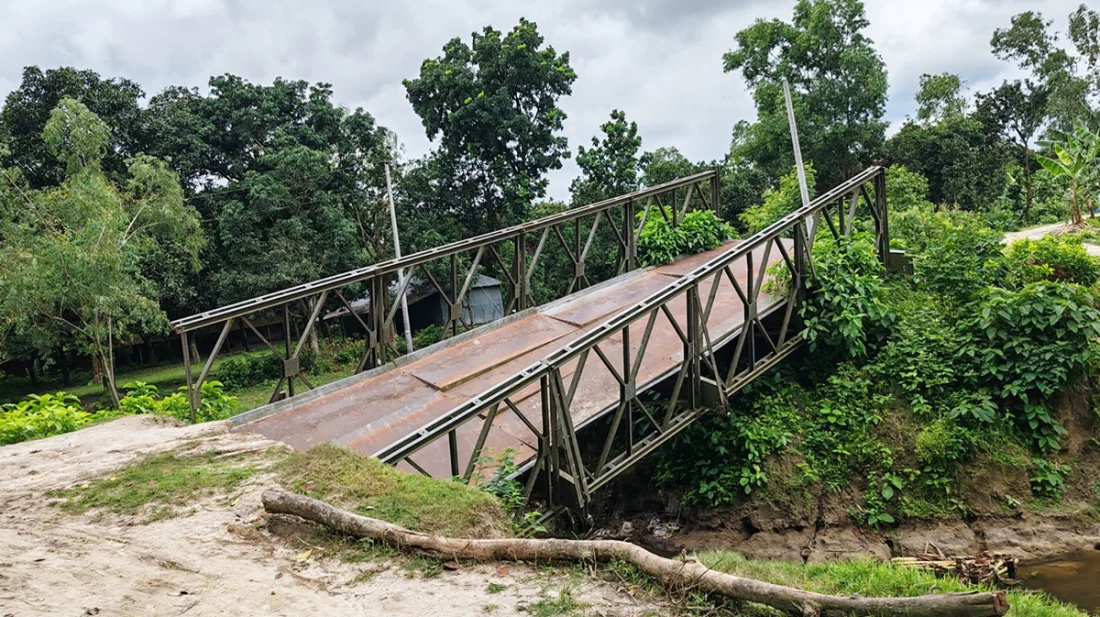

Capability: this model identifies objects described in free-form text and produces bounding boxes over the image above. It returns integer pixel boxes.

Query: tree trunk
[26,362,39,389]
[262,490,1009,617]
[1023,157,1033,226]
[58,349,71,387]
[98,351,121,408]
[189,337,200,366]
[91,354,103,385]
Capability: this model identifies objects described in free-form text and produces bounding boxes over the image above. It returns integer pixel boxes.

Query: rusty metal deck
[235,239,785,475]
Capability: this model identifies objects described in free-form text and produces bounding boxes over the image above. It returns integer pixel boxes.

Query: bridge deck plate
[236,239,786,475]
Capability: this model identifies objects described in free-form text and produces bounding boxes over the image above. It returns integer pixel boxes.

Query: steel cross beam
[373,166,890,517]
[172,170,721,422]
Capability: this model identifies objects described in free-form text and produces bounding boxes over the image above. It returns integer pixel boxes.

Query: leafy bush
[1,392,90,445]
[115,380,239,423]
[740,164,816,234]
[216,351,315,389]
[1029,458,1069,499]
[1005,235,1100,287]
[637,208,736,266]
[912,212,1006,301]
[960,282,1100,451]
[801,233,894,359]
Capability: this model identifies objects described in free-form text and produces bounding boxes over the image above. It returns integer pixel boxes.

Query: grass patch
[275,444,512,539]
[693,552,1086,617]
[528,588,587,617]
[52,450,263,522]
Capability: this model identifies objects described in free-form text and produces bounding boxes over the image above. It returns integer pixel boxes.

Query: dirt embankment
[604,388,1100,564]
[0,416,655,616]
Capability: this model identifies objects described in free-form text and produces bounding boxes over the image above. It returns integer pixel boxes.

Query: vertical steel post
[711,171,721,216]
[686,287,700,408]
[515,232,527,311]
[180,332,196,424]
[624,199,636,271]
[283,304,294,398]
[874,171,890,264]
[540,374,554,508]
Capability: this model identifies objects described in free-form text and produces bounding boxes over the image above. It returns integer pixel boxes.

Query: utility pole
[782,78,813,236]
[385,163,415,353]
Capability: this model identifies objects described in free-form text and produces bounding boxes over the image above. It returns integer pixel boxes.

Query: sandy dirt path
[0,416,656,616]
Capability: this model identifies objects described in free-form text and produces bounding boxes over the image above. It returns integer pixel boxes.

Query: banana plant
[1036,125,1100,226]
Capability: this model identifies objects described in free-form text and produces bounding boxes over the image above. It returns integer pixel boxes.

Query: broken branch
[262,489,1009,617]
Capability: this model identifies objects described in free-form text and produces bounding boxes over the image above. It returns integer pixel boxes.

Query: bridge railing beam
[372,166,892,517]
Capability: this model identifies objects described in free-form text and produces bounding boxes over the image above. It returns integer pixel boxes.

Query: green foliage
[961,282,1100,450]
[1029,458,1070,499]
[0,98,203,406]
[1005,235,1100,286]
[912,212,1006,300]
[1036,124,1100,225]
[636,208,736,266]
[801,233,893,359]
[885,165,932,212]
[724,0,888,191]
[915,73,966,124]
[740,164,816,234]
[696,552,1088,617]
[115,380,239,423]
[475,448,546,537]
[570,109,641,206]
[0,392,90,445]
[216,352,315,390]
[403,18,576,234]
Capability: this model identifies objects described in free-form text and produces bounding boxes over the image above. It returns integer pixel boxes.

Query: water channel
[1022,549,1100,614]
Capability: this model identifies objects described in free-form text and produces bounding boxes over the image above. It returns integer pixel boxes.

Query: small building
[323,274,504,335]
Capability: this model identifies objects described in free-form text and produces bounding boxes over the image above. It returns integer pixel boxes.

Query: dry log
[262,489,1009,617]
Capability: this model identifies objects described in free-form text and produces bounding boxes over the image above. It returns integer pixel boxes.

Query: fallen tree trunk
[262,489,1009,617]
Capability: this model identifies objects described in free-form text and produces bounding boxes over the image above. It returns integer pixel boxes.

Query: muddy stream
[1021,550,1100,614]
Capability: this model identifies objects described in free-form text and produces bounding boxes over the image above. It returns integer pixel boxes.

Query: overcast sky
[0,0,1086,198]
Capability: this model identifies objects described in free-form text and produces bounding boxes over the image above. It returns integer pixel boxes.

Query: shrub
[1,392,90,445]
[637,207,736,266]
[913,212,1006,301]
[801,233,894,359]
[1029,458,1070,499]
[960,282,1100,451]
[740,164,817,234]
[114,380,239,423]
[1005,235,1100,287]
[216,351,315,389]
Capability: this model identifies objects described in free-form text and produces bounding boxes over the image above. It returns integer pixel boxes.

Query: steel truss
[372,166,890,516]
[172,171,721,423]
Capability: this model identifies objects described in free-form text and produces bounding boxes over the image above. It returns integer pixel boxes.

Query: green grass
[528,588,587,617]
[691,552,1087,617]
[275,444,512,539]
[52,450,265,522]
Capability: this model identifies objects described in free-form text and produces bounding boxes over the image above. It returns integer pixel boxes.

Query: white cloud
[0,0,1088,197]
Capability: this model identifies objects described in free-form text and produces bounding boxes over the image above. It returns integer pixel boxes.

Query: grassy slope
[694,552,1086,617]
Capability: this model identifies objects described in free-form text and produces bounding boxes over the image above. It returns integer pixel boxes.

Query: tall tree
[146,76,395,307]
[569,109,642,206]
[723,0,888,191]
[915,73,967,124]
[886,114,1009,212]
[403,19,577,234]
[0,67,145,189]
[0,99,203,405]
[975,81,1049,223]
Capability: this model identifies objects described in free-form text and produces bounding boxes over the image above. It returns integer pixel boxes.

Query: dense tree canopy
[570,110,642,206]
[0,99,202,403]
[723,0,888,191]
[0,67,145,189]
[403,18,576,235]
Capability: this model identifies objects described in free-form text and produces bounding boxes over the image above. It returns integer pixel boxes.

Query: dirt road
[0,416,654,616]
